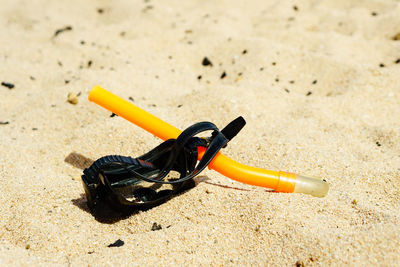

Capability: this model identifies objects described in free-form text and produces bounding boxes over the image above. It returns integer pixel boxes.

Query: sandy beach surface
[1,0,400,265]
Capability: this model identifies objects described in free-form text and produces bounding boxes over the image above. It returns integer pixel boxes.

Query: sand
[1,0,400,265]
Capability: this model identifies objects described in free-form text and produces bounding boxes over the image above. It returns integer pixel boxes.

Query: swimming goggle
[82,116,245,218]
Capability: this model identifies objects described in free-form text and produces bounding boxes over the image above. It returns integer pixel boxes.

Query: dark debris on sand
[151,222,162,231]
[202,57,213,67]
[107,239,124,247]
[220,71,227,79]
[53,26,73,37]
[1,82,14,89]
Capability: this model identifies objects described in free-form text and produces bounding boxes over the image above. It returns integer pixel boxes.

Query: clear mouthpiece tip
[294,175,329,197]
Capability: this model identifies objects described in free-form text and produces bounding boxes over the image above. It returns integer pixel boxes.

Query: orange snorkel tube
[89,86,329,197]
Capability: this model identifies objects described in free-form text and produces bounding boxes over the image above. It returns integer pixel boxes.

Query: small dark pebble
[177,104,183,108]
[293,5,298,11]
[168,55,172,60]
[80,40,85,45]
[379,63,385,68]
[166,225,171,228]
[58,61,63,67]
[129,96,134,102]
[259,67,264,71]
[110,113,117,117]
[30,76,36,81]
[1,82,15,89]
[32,128,38,131]
[289,80,295,84]
[275,78,280,82]
[284,88,290,93]
[376,141,381,147]
[108,239,124,247]
[242,49,247,54]
[0,121,9,125]
[220,71,227,79]
[312,80,317,84]
[202,57,213,67]
[120,31,126,37]
[296,260,305,267]
[197,75,202,80]
[306,91,312,96]
[395,59,400,64]
[151,222,162,231]
[393,33,400,41]
[97,8,104,14]
[87,60,92,67]
[371,12,378,16]
[65,80,70,84]
[88,251,94,254]
[272,62,276,66]
[238,72,242,76]
[54,25,72,37]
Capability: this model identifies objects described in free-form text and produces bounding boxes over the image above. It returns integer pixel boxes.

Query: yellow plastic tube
[89,86,329,197]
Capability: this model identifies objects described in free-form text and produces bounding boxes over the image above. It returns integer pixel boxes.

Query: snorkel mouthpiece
[293,175,329,197]
[88,86,329,197]
[277,172,329,197]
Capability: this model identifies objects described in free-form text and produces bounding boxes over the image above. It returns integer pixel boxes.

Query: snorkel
[88,85,329,197]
